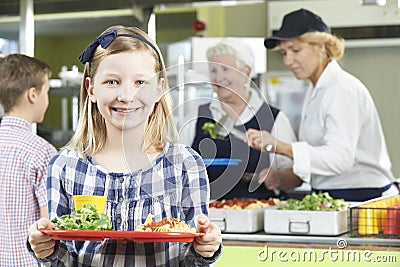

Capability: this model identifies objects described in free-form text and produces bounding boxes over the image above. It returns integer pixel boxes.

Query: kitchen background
[0,0,399,178]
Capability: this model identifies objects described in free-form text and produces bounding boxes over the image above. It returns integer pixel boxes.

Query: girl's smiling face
[87,50,163,131]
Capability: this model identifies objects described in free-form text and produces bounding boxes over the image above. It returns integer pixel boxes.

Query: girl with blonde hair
[27,25,222,266]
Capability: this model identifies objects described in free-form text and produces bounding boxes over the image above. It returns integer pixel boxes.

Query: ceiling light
[361,0,387,6]
[0,9,134,23]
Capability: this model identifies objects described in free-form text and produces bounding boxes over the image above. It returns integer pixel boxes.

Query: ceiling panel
[0,0,261,38]
[0,0,135,16]
[0,16,143,38]
[0,0,223,16]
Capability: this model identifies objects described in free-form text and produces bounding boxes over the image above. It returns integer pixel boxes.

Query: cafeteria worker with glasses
[246,8,399,201]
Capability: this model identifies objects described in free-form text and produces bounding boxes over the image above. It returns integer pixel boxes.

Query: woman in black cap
[246,8,398,201]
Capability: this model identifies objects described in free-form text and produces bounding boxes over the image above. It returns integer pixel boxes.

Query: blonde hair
[65,25,177,158]
[297,31,345,60]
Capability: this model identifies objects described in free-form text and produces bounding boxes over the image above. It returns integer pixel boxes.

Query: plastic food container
[264,205,348,236]
[357,203,379,235]
[383,204,400,235]
[349,195,400,238]
[73,195,107,213]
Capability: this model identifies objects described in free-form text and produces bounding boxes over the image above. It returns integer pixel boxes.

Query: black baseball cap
[264,8,331,49]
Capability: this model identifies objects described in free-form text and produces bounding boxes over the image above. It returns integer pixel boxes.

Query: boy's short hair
[0,54,51,113]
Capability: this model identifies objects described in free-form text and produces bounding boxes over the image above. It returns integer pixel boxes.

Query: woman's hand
[193,214,222,258]
[246,128,293,159]
[28,218,56,259]
[259,168,303,192]
[246,129,276,152]
[258,168,281,190]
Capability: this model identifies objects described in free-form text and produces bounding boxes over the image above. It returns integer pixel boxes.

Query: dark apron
[192,102,279,200]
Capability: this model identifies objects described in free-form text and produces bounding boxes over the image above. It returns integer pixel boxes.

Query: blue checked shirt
[32,142,220,266]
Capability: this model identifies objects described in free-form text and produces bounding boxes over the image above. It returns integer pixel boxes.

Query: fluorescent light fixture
[191,0,264,7]
[361,0,387,5]
[148,12,156,42]
[220,1,238,6]
[0,9,134,23]
[377,0,387,5]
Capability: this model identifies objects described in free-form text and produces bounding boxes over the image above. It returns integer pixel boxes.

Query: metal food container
[209,208,265,233]
[264,206,348,236]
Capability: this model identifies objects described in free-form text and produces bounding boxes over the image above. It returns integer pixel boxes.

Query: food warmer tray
[209,208,265,233]
[264,205,348,236]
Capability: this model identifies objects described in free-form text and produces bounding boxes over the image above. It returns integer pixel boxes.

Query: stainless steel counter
[222,231,400,247]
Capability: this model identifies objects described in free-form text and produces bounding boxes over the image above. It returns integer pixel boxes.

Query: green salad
[51,204,112,230]
[202,121,223,139]
[279,192,347,211]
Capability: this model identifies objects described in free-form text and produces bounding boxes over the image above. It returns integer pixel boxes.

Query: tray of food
[264,192,348,236]
[43,205,203,242]
[41,229,204,242]
[209,197,280,233]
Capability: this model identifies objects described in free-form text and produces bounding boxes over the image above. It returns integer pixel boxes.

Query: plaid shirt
[0,116,57,267]
[34,142,219,266]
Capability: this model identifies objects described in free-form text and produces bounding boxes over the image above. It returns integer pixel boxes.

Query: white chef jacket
[292,60,394,190]
[180,87,296,170]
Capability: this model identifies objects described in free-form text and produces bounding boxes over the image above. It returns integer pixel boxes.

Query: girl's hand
[246,129,275,152]
[194,214,222,258]
[28,218,56,258]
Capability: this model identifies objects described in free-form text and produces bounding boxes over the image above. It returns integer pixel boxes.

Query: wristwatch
[264,144,273,152]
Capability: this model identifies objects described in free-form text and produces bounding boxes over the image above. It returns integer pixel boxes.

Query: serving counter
[211,195,400,266]
[222,231,400,248]
[214,232,400,267]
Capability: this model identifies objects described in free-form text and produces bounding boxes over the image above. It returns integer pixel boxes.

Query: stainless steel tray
[209,208,265,233]
[264,206,348,236]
